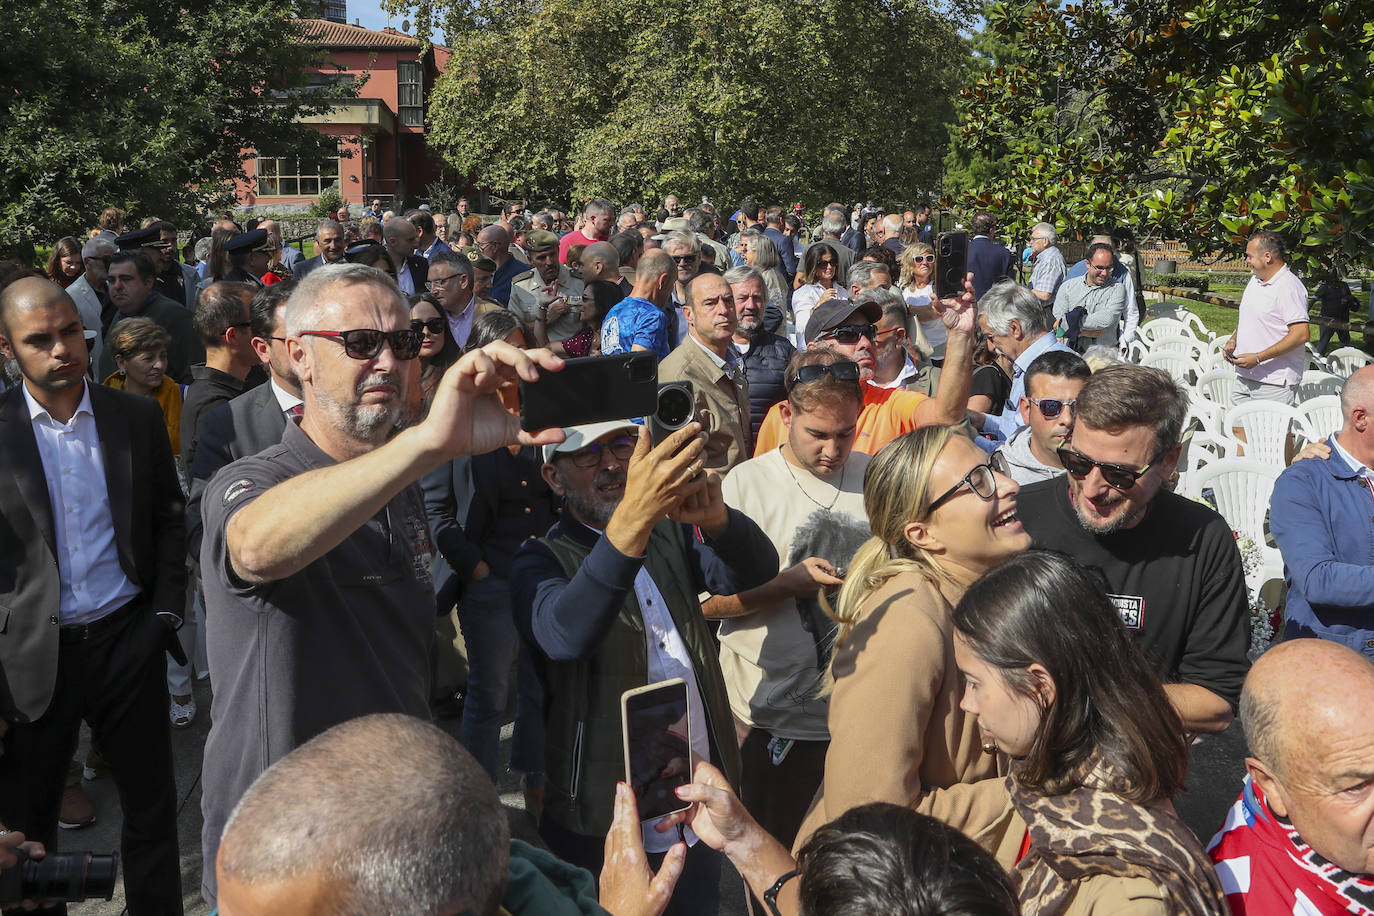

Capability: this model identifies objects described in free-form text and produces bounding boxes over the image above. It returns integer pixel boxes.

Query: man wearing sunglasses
[67,235,115,375]
[1017,364,1250,737]
[510,419,777,906]
[197,263,567,906]
[993,350,1090,485]
[751,280,978,457]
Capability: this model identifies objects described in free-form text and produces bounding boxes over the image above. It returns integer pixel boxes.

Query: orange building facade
[234,19,453,213]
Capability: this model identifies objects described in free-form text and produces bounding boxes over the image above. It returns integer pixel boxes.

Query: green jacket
[538,520,743,837]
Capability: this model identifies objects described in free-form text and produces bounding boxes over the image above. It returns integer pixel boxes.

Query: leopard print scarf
[1008,772,1228,915]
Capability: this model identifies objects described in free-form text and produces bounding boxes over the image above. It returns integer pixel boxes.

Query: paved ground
[58,672,1245,915]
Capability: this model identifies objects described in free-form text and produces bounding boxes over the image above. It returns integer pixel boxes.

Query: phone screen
[622,679,692,820]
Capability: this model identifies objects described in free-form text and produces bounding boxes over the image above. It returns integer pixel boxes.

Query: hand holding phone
[623,679,693,821]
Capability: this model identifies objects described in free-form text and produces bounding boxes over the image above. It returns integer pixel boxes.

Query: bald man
[579,241,621,285]
[1208,639,1374,912]
[0,278,186,912]
[1271,365,1374,661]
[600,249,678,360]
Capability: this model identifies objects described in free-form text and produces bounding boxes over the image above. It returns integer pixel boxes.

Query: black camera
[0,848,119,907]
[647,380,696,447]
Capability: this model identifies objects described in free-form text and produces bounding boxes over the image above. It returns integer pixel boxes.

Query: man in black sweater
[1016,363,1250,735]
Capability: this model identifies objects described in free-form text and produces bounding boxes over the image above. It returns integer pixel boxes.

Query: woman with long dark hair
[46,236,84,288]
[409,293,460,410]
[952,551,1227,914]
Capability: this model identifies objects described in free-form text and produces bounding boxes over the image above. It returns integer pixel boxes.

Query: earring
[118,368,126,377]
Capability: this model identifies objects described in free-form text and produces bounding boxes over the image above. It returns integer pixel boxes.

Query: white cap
[543,419,640,464]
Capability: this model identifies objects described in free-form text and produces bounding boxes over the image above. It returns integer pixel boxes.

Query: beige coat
[795,569,1008,851]
[658,336,751,473]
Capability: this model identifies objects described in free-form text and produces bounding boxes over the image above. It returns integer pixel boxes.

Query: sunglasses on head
[788,360,861,390]
[299,328,423,360]
[1028,397,1076,419]
[412,317,446,335]
[819,324,877,345]
[1055,446,1160,491]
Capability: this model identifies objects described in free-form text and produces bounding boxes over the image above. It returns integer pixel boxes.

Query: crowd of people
[0,193,1371,916]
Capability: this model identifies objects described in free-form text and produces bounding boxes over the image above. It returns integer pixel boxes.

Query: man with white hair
[66,235,115,373]
[1271,365,1374,659]
[1026,221,1066,303]
[197,263,565,906]
[977,280,1075,441]
[879,213,905,255]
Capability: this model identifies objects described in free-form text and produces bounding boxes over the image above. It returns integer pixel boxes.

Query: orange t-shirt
[753,383,931,457]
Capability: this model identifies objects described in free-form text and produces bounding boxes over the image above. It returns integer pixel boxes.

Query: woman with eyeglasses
[898,243,944,364]
[409,293,460,410]
[951,551,1227,914]
[794,425,1029,856]
[792,245,849,347]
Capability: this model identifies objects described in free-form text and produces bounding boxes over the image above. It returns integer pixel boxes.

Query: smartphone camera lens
[655,383,694,431]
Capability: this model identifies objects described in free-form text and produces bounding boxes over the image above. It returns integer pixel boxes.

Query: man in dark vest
[510,420,778,914]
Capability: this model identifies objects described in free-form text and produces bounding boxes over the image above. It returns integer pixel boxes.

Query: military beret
[462,246,496,271]
[112,226,161,250]
[524,229,560,253]
[223,228,274,253]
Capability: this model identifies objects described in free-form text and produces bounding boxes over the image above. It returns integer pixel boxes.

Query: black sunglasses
[299,328,423,360]
[671,253,698,263]
[788,360,861,390]
[412,317,446,335]
[1028,397,1076,419]
[1056,446,1160,491]
[568,435,636,468]
[819,324,877,345]
[927,462,998,514]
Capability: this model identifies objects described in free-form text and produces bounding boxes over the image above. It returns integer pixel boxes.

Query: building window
[398,60,423,127]
[324,0,346,22]
[256,151,340,197]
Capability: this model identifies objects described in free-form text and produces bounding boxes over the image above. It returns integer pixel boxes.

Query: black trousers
[0,604,183,915]
[738,729,828,853]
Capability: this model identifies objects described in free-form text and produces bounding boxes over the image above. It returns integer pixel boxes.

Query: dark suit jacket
[185,381,288,561]
[968,236,1015,301]
[420,457,475,614]
[764,226,798,278]
[0,384,186,722]
[398,254,429,295]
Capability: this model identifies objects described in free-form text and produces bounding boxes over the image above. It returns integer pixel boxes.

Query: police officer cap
[463,246,496,271]
[524,229,560,253]
[112,227,161,250]
[223,228,274,253]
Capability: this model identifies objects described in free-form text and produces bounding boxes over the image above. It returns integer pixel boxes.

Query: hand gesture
[816,286,837,306]
[599,783,685,916]
[667,469,728,538]
[655,760,758,856]
[1291,440,1333,463]
[545,296,571,324]
[934,271,978,335]
[620,424,708,526]
[778,557,844,600]
[421,340,566,459]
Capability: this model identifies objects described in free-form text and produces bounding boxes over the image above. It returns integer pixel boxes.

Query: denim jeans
[457,573,522,781]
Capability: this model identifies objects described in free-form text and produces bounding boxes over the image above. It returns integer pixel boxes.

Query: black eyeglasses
[671,254,698,263]
[299,328,423,360]
[568,436,636,468]
[1056,446,1160,491]
[927,462,998,513]
[819,324,877,345]
[412,317,446,335]
[788,360,860,390]
[426,273,460,289]
[1028,397,1076,419]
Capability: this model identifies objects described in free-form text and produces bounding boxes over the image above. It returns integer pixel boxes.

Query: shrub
[1150,272,1209,292]
[309,185,344,219]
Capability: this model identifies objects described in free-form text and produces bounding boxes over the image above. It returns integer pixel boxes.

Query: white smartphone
[621,678,692,820]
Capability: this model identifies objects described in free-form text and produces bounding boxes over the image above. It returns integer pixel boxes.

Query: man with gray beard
[196,263,566,907]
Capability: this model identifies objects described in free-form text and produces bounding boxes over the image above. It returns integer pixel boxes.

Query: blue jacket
[1271,437,1374,659]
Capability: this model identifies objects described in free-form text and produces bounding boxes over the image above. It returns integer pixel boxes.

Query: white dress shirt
[269,378,303,417]
[25,382,139,625]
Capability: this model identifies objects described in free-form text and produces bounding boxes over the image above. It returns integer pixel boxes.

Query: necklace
[780,446,844,512]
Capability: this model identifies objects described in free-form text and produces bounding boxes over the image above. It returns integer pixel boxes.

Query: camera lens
[655,384,694,429]
[23,852,118,904]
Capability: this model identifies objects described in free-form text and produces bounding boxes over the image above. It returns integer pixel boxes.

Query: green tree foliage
[950,0,1374,271]
[401,0,971,208]
[0,1,345,249]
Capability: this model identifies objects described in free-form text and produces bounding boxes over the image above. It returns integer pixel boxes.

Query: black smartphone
[935,230,969,299]
[621,678,692,820]
[519,352,659,432]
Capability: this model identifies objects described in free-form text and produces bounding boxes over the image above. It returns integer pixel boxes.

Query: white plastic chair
[1186,395,1224,435]
[1140,350,1201,384]
[1223,402,1318,466]
[1140,317,1195,345]
[1124,339,1150,364]
[1175,428,1233,497]
[1305,345,1331,374]
[1298,395,1341,439]
[1297,370,1341,401]
[1183,311,1215,341]
[1185,458,1285,591]
[1327,347,1373,377]
[1150,336,1207,361]
[1195,369,1235,404]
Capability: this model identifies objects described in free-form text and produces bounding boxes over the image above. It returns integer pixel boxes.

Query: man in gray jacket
[995,350,1090,485]
[1053,242,1127,349]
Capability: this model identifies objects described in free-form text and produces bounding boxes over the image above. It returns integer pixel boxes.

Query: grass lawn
[1148,282,1367,346]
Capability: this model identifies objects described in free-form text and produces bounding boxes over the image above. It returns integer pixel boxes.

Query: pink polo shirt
[1235,264,1309,386]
